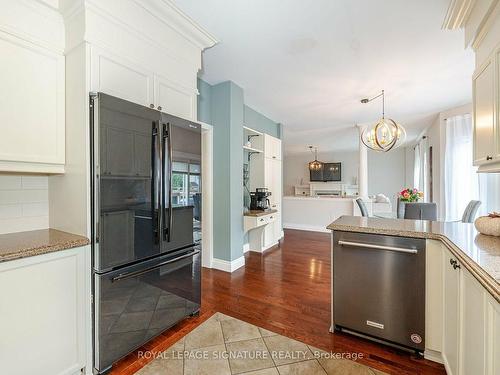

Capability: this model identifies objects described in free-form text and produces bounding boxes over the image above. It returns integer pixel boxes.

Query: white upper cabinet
[473,57,497,166]
[463,2,500,172]
[91,46,154,108]
[0,2,65,174]
[264,134,282,160]
[154,74,197,120]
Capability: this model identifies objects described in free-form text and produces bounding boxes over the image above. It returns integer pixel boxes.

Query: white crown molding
[0,0,65,53]
[132,0,217,51]
[442,0,475,30]
[471,0,500,50]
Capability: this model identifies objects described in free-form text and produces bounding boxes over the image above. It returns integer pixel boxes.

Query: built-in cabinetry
[426,239,500,374]
[248,132,283,250]
[0,246,90,375]
[472,49,499,169]
[0,1,65,173]
[49,0,216,238]
[453,0,500,172]
[91,46,198,120]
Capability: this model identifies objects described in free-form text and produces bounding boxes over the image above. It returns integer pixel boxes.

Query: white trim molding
[211,256,245,273]
[442,0,475,30]
[283,223,330,233]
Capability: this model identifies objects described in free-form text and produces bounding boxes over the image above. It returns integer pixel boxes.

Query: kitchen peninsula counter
[328,216,500,302]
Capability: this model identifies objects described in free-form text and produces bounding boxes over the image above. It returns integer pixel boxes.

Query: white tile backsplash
[0,174,49,234]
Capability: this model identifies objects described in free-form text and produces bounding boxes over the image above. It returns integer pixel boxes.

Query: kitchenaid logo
[138,349,365,361]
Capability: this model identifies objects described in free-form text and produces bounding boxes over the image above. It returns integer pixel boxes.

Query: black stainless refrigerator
[90,93,202,373]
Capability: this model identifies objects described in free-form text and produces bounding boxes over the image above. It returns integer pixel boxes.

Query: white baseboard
[283,223,330,233]
[243,243,250,253]
[211,256,245,273]
[424,349,444,364]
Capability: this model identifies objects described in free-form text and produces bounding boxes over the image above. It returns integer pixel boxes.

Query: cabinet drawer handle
[270,216,274,219]
[260,218,264,222]
[150,103,155,108]
[486,155,493,161]
[158,106,162,111]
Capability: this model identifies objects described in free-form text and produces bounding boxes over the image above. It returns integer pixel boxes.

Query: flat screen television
[310,162,341,182]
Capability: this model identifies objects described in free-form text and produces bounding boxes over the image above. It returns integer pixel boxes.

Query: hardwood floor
[111,229,446,375]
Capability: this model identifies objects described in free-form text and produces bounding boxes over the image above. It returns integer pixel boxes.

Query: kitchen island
[327,216,500,375]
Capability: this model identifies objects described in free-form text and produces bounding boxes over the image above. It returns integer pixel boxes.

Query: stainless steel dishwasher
[331,231,426,352]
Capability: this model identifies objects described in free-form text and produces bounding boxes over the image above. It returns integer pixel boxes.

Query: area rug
[136,312,386,375]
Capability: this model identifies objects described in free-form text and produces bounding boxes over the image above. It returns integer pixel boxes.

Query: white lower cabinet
[461,269,486,374]
[442,248,460,375]
[430,241,499,375]
[0,246,90,375]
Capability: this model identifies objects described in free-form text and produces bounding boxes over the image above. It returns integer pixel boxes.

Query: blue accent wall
[244,106,281,138]
[197,78,281,262]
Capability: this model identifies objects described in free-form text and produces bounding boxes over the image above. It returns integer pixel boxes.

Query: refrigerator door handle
[167,122,173,242]
[153,121,162,244]
[111,249,200,282]
[162,122,173,242]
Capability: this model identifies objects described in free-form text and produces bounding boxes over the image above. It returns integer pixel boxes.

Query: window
[172,161,201,207]
[443,114,500,220]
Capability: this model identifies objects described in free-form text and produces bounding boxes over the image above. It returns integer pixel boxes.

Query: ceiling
[175,0,474,153]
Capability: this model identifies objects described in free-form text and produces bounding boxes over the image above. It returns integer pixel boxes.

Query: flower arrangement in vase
[398,188,423,202]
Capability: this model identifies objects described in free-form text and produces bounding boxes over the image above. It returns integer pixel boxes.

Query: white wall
[0,175,49,234]
[284,149,407,205]
[283,151,358,196]
[367,148,407,206]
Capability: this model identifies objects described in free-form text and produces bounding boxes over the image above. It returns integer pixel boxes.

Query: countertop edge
[0,230,90,264]
[328,223,500,304]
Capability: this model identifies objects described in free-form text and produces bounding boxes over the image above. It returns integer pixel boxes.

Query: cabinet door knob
[260,218,264,222]
[150,104,155,108]
[449,258,456,266]
[486,155,493,161]
[158,106,162,111]
[453,263,461,270]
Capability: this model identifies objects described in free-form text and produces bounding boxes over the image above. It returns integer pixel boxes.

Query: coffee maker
[250,188,272,211]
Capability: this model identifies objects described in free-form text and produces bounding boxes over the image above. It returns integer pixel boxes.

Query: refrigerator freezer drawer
[94,248,201,372]
[333,231,426,351]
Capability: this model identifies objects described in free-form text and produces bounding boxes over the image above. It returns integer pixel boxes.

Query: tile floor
[136,313,387,375]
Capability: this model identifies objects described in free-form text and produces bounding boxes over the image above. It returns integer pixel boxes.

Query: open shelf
[243,126,263,136]
[243,145,263,153]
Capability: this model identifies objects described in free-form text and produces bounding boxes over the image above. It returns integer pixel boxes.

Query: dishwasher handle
[338,240,418,254]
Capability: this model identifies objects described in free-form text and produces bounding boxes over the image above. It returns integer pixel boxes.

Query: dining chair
[396,198,406,218]
[356,198,369,217]
[404,202,438,221]
[461,200,481,223]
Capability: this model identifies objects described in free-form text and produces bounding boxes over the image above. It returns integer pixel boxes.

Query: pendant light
[360,90,406,152]
[308,146,323,171]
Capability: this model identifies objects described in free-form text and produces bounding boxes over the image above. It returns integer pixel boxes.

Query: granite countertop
[327,216,500,302]
[244,209,278,217]
[0,229,90,263]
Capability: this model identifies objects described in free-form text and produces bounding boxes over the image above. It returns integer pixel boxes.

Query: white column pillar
[358,124,368,199]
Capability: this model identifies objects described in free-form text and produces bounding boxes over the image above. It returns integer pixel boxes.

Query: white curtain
[413,139,427,199]
[414,143,421,190]
[443,114,479,221]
